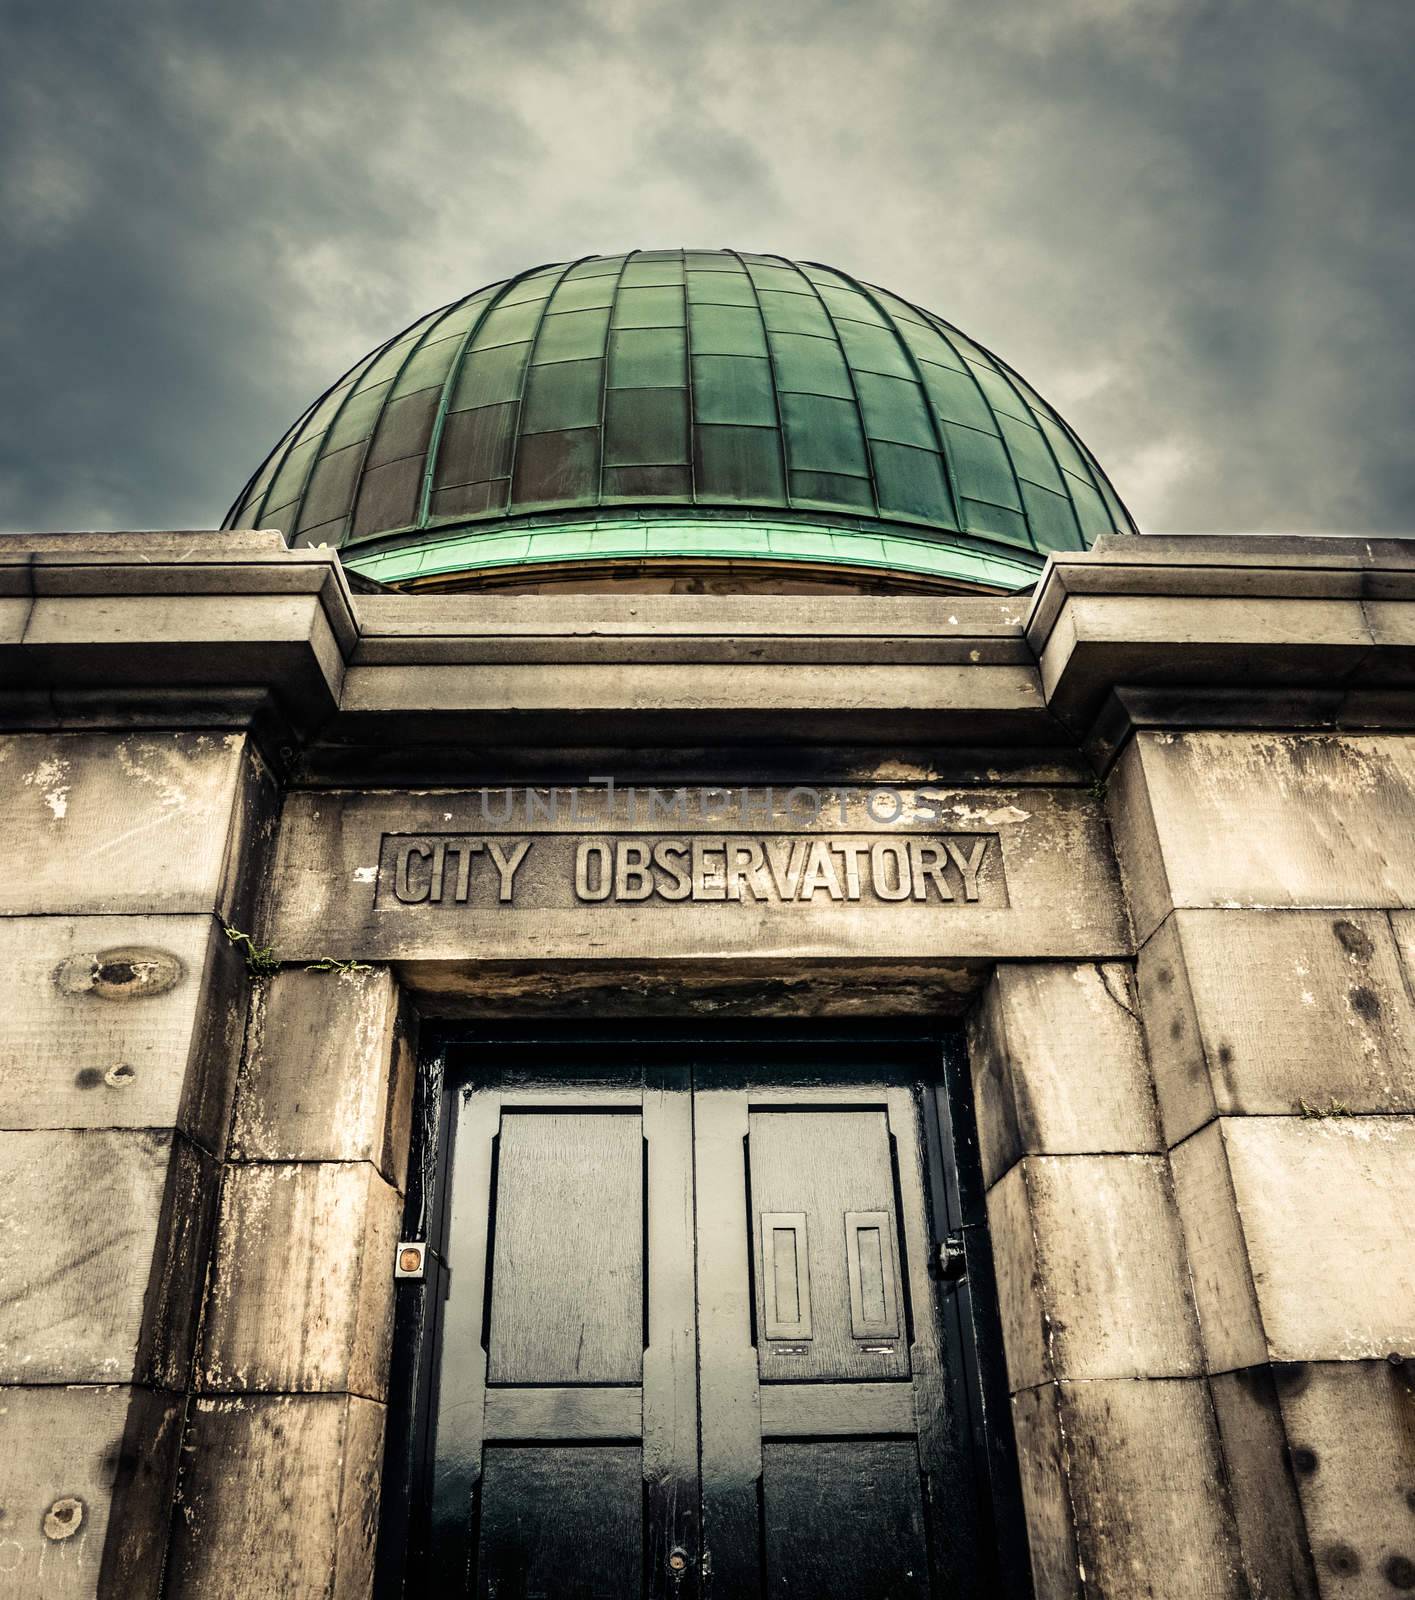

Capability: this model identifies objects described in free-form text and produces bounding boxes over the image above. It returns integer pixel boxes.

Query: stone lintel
[267,782,1129,965]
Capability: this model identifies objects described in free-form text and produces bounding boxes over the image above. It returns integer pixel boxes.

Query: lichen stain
[41,1499,83,1541]
[983,805,1031,826]
[1333,918,1376,960]
[115,739,195,810]
[1323,1541,1362,1577]
[1348,985,1382,1024]
[21,756,71,821]
[54,946,185,1000]
[1383,1554,1415,1590]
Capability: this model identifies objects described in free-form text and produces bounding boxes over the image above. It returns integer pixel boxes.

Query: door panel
[748,1109,910,1382]
[762,1439,931,1600]
[423,1049,985,1598]
[427,1064,697,1598]
[697,1070,962,1598]
[477,1445,643,1598]
[487,1110,644,1385]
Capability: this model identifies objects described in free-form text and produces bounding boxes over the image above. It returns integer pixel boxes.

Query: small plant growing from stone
[223,925,281,978]
[304,956,374,974]
[1298,1096,1352,1118]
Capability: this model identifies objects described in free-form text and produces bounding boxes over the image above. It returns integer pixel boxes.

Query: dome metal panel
[226,249,1135,586]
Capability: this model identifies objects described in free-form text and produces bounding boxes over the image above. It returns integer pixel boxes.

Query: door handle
[933,1231,968,1283]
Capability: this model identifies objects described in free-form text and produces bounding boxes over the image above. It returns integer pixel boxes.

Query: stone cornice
[0,533,355,757]
[3,530,1414,775]
[1028,534,1415,767]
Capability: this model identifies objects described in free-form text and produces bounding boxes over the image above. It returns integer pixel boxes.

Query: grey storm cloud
[1,0,1411,535]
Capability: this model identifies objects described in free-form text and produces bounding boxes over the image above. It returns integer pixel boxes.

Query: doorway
[382,1031,1027,1598]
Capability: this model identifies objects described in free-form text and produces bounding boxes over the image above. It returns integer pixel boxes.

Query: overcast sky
[2,0,1411,536]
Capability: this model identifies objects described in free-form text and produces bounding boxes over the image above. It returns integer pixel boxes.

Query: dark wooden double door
[424,1048,987,1598]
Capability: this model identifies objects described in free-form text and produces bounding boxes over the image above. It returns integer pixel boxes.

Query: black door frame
[375,1021,1033,1598]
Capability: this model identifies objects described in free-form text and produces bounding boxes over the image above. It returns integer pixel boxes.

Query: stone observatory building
[3,249,1412,1600]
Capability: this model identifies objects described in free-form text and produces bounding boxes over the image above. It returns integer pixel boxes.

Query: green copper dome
[226,250,1135,592]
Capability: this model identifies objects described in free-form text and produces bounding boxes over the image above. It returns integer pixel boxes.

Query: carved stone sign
[380,832,1001,908]
[269,783,1129,964]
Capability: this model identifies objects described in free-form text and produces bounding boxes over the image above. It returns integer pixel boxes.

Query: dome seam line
[261,325,405,538]
[342,294,474,548]
[503,254,600,510]
[594,252,639,501]
[772,252,884,521]
[821,261,967,533]
[907,298,1043,556]
[724,246,792,511]
[416,262,560,529]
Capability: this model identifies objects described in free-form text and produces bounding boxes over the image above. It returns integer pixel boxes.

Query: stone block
[0,914,247,1153]
[1012,1377,1245,1598]
[168,1393,384,1600]
[0,1383,184,1598]
[1007,1385,1078,1599]
[1388,909,1415,1017]
[967,961,1160,1186]
[231,966,415,1188]
[1230,1117,1415,1366]
[1170,1121,1267,1373]
[987,1154,1201,1390]
[1111,731,1415,944]
[0,1129,216,1387]
[199,1162,401,1399]
[1106,733,1172,947]
[0,730,273,921]
[0,596,29,645]
[1174,1116,1415,1367]
[1139,908,1415,1146]
[965,979,1020,1189]
[1273,1358,1415,1597]
[1209,1367,1320,1600]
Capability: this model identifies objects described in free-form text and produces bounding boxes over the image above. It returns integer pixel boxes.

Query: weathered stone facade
[2,529,1413,1597]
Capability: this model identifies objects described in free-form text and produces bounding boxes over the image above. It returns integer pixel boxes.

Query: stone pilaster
[1111,728,1415,1598]
[0,729,273,1596]
[166,966,414,1599]
[966,961,1248,1598]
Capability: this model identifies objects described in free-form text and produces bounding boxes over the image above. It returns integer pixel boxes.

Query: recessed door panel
[761,1439,931,1600]
[477,1445,643,1599]
[487,1110,643,1385]
[748,1109,910,1382]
